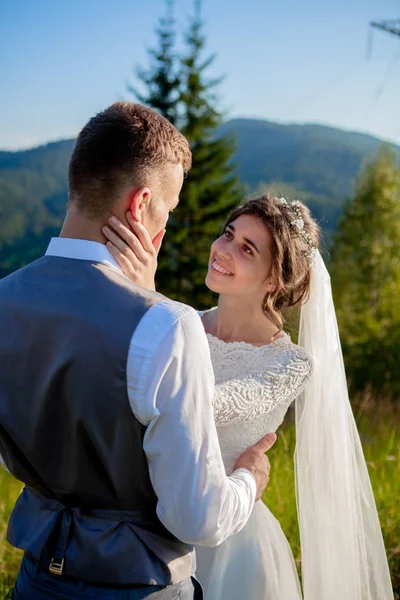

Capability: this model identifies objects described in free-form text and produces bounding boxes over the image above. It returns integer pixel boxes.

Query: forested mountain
[220,119,399,234]
[0,120,398,277]
[0,140,74,276]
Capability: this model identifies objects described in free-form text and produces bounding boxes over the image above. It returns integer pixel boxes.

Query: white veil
[295,251,394,599]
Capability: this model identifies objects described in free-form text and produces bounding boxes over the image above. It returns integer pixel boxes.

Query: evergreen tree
[128,0,244,307]
[157,0,244,306]
[330,146,400,397]
[127,0,180,125]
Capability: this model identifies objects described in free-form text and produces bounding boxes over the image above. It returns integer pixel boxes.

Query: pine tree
[127,0,180,125]
[156,0,244,306]
[128,0,243,307]
[330,146,400,397]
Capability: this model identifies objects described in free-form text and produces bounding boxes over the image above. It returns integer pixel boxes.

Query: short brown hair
[68,102,192,217]
[224,193,321,331]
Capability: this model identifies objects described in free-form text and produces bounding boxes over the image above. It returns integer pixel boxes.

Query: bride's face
[205,214,274,302]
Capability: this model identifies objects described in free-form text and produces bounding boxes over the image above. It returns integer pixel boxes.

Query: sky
[1,0,399,150]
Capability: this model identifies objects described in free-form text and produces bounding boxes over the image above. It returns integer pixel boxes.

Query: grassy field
[0,400,399,599]
[0,471,22,600]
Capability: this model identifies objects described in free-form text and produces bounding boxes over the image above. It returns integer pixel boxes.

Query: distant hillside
[221,119,399,232]
[0,140,74,276]
[0,120,398,277]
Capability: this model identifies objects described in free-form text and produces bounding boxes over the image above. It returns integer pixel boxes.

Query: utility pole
[370,19,400,39]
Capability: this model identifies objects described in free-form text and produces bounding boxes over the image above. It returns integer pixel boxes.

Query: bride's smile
[210,258,233,276]
[205,214,274,305]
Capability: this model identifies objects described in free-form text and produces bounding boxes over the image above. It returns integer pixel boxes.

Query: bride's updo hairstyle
[223,193,321,331]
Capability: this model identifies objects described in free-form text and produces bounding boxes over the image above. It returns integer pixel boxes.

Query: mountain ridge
[0,118,398,277]
[1,118,398,155]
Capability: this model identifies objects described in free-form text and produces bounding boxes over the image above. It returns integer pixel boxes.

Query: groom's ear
[128,187,151,222]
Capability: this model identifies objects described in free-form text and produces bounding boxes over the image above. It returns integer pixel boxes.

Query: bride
[102,193,394,600]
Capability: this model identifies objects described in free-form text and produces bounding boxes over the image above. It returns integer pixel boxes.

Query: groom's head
[67,102,191,238]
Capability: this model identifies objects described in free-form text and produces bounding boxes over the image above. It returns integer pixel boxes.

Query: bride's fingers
[103,221,146,262]
[152,229,166,255]
[126,212,155,254]
[106,241,140,280]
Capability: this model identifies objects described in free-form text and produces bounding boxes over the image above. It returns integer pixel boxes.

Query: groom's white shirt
[0,238,256,549]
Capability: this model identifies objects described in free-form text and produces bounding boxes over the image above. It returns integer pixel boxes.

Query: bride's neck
[207,296,278,345]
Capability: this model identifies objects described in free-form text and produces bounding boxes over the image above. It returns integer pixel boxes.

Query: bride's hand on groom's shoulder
[102,211,165,291]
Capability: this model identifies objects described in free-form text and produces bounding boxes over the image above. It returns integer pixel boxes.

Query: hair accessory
[277,198,317,267]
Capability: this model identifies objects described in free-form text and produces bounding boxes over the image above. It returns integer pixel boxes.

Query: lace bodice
[207,332,313,474]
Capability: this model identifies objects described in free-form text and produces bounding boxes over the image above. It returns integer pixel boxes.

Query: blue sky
[1,0,399,150]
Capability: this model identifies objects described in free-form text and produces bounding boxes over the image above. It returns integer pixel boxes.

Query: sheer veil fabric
[296,251,394,599]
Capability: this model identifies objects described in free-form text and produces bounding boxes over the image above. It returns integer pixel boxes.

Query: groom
[0,102,276,599]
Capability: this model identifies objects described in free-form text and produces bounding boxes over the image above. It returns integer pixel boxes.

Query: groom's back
[0,255,160,507]
[0,255,192,585]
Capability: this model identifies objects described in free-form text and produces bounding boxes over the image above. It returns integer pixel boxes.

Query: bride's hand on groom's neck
[102,211,165,291]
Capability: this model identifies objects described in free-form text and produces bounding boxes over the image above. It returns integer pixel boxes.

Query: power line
[370,19,400,39]
[290,59,367,119]
[369,19,400,140]
[361,45,400,124]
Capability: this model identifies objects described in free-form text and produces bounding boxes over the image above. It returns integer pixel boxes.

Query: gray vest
[0,256,193,585]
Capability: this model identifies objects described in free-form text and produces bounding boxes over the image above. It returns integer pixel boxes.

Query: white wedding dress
[195,328,313,600]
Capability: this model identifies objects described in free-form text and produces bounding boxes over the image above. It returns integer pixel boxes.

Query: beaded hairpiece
[276,198,317,268]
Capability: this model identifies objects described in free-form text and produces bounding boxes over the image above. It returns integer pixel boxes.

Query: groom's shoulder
[0,257,45,289]
[134,298,206,355]
[144,297,203,338]
[148,297,199,324]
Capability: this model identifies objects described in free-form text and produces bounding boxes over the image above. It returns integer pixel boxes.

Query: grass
[0,472,23,599]
[0,399,398,599]
[265,399,400,598]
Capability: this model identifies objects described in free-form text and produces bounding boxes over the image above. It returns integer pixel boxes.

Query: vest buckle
[49,557,64,575]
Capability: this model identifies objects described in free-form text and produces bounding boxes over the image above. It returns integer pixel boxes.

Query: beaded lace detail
[207,332,313,474]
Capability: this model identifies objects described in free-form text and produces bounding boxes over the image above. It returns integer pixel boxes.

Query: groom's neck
[59,209,106,244]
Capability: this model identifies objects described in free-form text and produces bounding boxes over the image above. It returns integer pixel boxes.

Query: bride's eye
[243,245,253,256]
[223,229,233,239]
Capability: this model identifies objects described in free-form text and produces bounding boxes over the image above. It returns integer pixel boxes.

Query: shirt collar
[45,238,122,273]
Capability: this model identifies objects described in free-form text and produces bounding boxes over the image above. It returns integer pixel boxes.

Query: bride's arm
[102,211,164,290]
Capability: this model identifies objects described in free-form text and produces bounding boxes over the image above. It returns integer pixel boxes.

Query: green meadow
[0,470,22,600]
[0,400,398,599]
